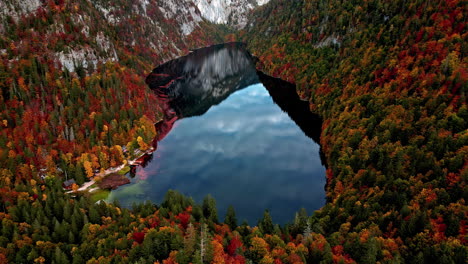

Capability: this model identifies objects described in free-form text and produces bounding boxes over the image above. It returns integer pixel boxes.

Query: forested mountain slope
[0,2,226,261]
[0,0,224,186]
[243,0,467,262]
[0,0,466,263]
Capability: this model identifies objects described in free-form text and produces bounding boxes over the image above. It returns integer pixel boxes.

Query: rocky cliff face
[0,0,227,73]
[90,0,215,66]
[0,0,270,72]
[194,0,269,28]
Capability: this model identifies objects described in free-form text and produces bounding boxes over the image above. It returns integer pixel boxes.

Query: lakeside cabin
[62,179,76,190]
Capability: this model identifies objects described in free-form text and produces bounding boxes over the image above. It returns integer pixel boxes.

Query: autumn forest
[0,0,467,263]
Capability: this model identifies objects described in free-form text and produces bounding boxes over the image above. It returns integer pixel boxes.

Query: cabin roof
[63,179,76,186]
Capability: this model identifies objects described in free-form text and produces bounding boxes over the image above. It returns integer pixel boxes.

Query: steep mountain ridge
[0,0,227,72]
[194,0,269,28]
[0,0,268,70]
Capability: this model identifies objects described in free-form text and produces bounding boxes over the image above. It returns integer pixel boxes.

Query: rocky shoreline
[97,173,130,190]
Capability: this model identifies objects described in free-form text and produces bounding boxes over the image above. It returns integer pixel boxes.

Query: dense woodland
[0,0,467,263]
[244,0,467,262]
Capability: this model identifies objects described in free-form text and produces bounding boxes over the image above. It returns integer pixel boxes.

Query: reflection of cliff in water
[257,71,322,144]
[146,43,259,119]
[145,42,322,148]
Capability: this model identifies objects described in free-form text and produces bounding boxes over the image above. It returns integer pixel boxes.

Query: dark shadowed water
[107,43,325,224]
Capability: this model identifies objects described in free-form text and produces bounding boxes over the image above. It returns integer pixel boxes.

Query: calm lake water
[107,43,325,224]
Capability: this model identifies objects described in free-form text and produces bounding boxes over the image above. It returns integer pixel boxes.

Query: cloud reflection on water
[109,83,325,224]
[109,43,325,224]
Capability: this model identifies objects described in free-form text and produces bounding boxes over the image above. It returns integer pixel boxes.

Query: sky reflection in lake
[108,83,325,224]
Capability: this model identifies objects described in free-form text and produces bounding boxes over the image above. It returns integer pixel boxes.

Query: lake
[107,43,325,224]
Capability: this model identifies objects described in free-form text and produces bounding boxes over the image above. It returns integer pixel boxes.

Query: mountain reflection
[146,42,322,145]
[110,43,325,223]
[146,43,259,119]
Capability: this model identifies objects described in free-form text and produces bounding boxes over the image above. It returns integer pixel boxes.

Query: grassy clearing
[118,166,131,175]
[90,189,110,203]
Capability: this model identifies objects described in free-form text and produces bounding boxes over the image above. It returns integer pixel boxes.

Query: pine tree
[74,162,85,185]
[224,205,237,230]
[88,205,100,224]
[258,210,274,234]
[63,202,71,223]
[202,194,218,223]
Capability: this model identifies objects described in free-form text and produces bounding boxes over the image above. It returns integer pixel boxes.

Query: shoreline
[67,146,156,196]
